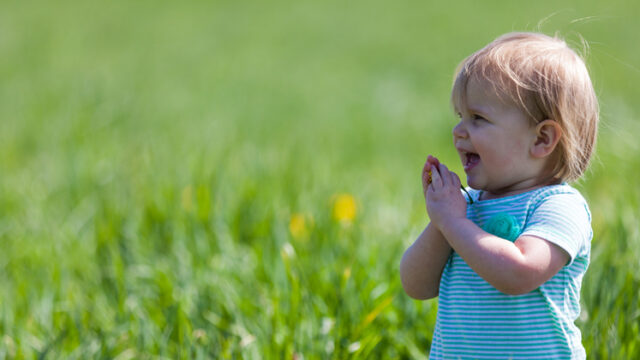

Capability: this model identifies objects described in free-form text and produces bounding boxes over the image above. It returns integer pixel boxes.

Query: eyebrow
[460,105,492,118]
[468,104,491,113]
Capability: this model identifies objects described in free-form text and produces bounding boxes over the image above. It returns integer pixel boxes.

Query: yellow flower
[332,193,357,224]
[289,213,308,238]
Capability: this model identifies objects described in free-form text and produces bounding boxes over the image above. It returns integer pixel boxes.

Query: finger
[427,155,440,168]
[430,163,443,188]
[426,157,436,184]
[422,160,432,188]
[439,163,453,186]
[422,171,429,195]
[423,158,432,175]
[451,171,462,189]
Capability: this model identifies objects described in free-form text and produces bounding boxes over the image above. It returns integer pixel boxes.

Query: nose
[452,120,468,139]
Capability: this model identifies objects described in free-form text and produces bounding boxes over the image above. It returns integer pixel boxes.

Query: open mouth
[464,152,480,171]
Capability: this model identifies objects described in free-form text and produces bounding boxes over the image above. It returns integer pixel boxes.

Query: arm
[438,220,568,295]
[426,159,569,295]
[400,155,452,300]
[400,223,452,300]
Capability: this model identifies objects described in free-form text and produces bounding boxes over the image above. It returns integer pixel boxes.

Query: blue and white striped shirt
[430,184,592,359]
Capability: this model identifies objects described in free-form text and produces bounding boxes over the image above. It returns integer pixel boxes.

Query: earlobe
[531,120,562,158]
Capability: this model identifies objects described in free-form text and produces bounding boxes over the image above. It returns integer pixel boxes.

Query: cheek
[479,129,524,155]
[474,137,520,169]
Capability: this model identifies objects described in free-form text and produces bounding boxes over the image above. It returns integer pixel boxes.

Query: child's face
[453,76,543,197]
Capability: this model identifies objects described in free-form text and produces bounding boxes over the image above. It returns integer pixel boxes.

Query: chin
[465,177,482,190]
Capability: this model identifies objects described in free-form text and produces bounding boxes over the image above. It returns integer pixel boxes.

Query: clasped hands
[422,155,468,232]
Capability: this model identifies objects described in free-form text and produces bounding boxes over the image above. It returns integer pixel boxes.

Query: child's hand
[424,156,467,231]
[422,155,440,198]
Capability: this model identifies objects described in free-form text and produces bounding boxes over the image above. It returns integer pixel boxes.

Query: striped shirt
[430,184,592,359]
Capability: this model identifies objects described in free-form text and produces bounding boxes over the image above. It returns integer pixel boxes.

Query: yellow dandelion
[289,213,308,239]
[332,193,357,224]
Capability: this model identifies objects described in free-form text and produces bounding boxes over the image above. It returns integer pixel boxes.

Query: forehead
[452,71,542,124]
[454,75,515,114]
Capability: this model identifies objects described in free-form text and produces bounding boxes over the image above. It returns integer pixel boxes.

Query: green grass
[1,0,639,358]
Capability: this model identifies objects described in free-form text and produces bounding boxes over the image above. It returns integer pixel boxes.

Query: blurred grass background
[1,0,639,358]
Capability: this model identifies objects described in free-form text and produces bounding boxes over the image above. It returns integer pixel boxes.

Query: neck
[479,177,562,200]
[480,186,541,200]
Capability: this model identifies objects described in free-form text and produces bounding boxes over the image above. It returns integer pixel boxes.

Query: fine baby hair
[450,32,599,183]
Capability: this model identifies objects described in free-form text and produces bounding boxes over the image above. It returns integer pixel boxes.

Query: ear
[531,120,562,158]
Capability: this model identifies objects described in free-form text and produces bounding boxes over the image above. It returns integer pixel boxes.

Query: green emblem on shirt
[482,213,521,242]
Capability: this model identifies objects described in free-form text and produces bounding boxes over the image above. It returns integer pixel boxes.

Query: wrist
[437,216,468,237]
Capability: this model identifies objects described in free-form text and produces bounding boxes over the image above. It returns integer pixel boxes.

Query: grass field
[1,0,639,358]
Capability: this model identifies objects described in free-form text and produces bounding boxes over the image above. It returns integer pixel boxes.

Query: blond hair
[451,32,599,182]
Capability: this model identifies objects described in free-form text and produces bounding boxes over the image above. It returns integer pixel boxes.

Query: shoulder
[532,183,585,198]
[528,184,591,221]
[522,184,593,261]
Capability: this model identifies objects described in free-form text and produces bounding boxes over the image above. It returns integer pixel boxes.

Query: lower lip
[463,158,479,172]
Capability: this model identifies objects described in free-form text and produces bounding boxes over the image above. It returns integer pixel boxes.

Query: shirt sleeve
[521,192,592,264]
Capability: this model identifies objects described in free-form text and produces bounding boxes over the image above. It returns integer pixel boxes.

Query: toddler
[400,32,598,359]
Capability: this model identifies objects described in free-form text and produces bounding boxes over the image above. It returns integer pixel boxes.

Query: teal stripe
[437,328,559,338]
[437,323,561,332]
[436,313,552,322]
[436,342,570,352]
[431,354,568,360]
[438,301,547,310]
[439,289,534,296]
[433,348,572,358]
[436,342,573,353]
[436,308,550,317]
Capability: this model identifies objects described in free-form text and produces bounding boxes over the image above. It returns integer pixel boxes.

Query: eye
[472,114,488,123]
